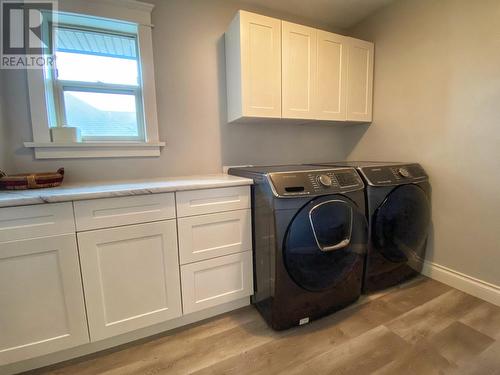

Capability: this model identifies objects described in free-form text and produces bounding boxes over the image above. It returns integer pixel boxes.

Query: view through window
[52,26,144,141]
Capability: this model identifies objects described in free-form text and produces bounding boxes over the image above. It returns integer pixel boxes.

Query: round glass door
[373,184,430,264]
[283,196,367,292]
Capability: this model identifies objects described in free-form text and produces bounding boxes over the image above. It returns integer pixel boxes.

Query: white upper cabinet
[282,21,317,119]
[225,10,374,124]
[316,30,348,121]
[226,10,282,122]
[346,37,374,122]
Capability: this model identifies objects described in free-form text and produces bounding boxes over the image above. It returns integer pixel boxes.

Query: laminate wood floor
[31,277,500,375]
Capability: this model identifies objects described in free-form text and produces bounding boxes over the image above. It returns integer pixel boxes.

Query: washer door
[283,195,367,292]
[373,184,430,265]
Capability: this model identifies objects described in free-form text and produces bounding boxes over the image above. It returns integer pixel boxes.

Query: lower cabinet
[77,220,182,341]
[181,251,253,314]
[177,209,252,264]
[0,188,253,369]
[0,235,89,366]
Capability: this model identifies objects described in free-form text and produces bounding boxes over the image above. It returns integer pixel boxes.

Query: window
[25,1,162,159]
[52,26,144,141]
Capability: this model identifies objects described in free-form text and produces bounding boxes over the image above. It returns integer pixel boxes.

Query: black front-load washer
[310,162,431,293]
[228,165,368,330]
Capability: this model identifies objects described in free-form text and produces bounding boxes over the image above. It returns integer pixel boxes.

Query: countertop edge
[0,176,253,208]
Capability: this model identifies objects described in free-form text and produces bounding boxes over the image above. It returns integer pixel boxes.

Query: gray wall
[1,0,350,183]
[0,70,8,173]
[344,0,500,286]
[3,0,497,288]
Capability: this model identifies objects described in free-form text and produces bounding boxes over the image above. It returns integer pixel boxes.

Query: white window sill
[23,142,165,159]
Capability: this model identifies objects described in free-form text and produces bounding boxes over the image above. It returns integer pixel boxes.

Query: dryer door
[372,184,430,266]
[283,195,367,292]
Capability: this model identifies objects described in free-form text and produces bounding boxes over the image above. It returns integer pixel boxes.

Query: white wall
[0,0,351,183]
[345,0,500,286]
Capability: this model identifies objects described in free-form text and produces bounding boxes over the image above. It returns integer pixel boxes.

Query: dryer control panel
[268,168,364,197]
[359,163,428,186]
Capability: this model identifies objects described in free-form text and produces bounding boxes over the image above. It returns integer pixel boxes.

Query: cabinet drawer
[0,202,75,242]
[180,251,253,314]
[178,209,251,264]
[176,186,250,217]
[77,220,182,341]
[74,193,175,231]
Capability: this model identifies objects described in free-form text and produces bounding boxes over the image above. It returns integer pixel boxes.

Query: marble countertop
[0,174,253,208]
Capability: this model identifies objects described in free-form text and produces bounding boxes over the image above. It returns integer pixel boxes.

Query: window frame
[56,82,146,142]
[51,24,145,142]
[25,0,163,159]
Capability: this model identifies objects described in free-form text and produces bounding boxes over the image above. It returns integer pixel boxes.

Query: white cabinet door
[0,235,89,365]
[178,209,252,264]
[346,37,374,122]
[78,221,182,341]
[226,10,282,122]
[181,251,253,314]
[282,21,317,119]
[316,30,348,121]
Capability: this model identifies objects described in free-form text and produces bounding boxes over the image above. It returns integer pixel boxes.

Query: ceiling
[240,0,395,30]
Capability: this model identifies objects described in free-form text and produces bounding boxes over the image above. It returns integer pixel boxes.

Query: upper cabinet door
[316,31,348,121]
[226,11,281,122]
[225,11,374,124]
[346,37,374,122]
[282,21,317,120]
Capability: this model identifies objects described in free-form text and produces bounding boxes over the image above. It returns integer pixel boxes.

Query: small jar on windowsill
[50,127,82,143]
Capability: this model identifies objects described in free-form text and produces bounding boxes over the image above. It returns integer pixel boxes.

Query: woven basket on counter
[0,168,65,190]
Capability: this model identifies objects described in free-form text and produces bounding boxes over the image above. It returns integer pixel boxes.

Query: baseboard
[0,297,250,375]
[421,260,500,307]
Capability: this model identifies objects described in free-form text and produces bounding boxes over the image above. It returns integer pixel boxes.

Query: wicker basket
[0,168,65,190]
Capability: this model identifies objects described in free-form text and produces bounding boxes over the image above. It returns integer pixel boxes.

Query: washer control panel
[269,168,364,197]
[317,174,333,187]
[359,163,428,186]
